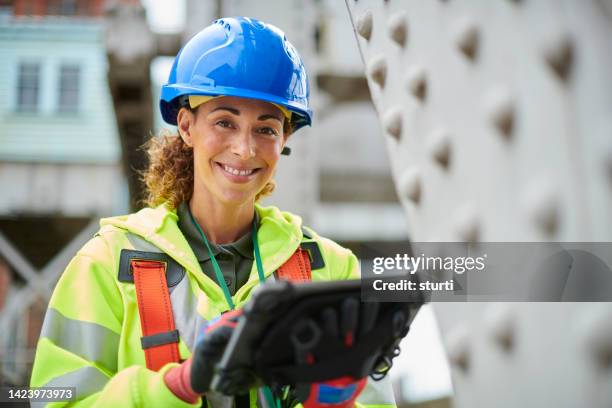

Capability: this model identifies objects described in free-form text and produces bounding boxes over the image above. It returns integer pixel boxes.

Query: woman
[30,17,395,408]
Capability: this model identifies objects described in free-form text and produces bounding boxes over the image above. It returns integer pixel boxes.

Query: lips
[214,162,262,182]
[220,163,257,176]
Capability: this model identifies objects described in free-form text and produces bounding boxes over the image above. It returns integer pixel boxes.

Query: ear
[177,108,194,147]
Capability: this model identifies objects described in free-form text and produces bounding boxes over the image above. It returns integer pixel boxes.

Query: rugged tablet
[209,279,424,395]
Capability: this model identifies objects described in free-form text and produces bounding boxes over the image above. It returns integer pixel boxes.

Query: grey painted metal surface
[346,0,612,242]
[345,1,612,407]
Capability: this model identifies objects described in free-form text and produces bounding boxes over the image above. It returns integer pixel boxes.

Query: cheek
[260,145,282,169]
[262,136,284,160]
[193,130,225,162]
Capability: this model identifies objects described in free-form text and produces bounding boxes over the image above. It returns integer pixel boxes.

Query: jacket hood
[100,203,303,243]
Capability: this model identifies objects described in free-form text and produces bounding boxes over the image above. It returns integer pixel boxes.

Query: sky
[142,0,186,130]
[141,0,186,33]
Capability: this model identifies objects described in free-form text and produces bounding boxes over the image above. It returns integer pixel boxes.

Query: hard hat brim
[160,84,313,131]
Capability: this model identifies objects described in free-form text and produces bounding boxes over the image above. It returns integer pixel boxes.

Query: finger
[321,307,339,338]
[358,302,379,338]
[200,327,233,355]
[190,357,215,394]
[340,297,359,346]
[192,330,232,393]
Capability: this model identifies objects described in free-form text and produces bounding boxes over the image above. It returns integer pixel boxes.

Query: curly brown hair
[141,117,292,210]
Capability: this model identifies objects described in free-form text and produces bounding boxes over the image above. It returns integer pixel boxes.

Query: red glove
[165,309,242,403]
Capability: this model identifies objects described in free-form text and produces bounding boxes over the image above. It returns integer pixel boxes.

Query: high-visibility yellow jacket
[30,203,396,408]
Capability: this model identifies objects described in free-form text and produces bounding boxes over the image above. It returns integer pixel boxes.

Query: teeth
[223,164,254,176]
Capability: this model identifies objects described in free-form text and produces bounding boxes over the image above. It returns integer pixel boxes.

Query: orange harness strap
[132,260,181,371]
[276,248,312,282]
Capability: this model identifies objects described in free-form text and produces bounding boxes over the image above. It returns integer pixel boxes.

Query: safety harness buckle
[118,249,185,287]
[141,329,180,350]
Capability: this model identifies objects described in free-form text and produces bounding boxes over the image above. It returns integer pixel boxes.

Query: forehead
[203,96,283,117]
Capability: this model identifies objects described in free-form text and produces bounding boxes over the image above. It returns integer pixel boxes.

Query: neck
[189,189,254,244]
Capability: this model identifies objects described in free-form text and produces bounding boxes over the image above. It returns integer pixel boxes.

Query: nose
[230,129,255,160]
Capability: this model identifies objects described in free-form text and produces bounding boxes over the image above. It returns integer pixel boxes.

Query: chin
[217,188,259,206]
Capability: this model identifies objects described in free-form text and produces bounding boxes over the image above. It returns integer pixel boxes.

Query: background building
[0,0,128,385]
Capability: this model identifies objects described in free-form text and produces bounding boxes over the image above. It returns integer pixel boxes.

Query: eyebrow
[258,114,283,123]
[210,106,240,115]
[210,106,283,123]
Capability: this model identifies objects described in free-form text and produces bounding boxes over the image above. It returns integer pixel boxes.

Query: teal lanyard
[188,209,278,407]
[187,209,266,310]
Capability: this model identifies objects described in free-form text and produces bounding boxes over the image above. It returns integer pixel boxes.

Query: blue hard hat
[160,16,312,131]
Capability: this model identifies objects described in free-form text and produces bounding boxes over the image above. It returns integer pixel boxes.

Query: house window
[17,62,40,112]
[48,0,77,16]
[58,64,80,112]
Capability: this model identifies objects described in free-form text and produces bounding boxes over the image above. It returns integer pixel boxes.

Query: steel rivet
[582,308,612,369]
[398,168,421,204]
[356,10,373,41]
[406,66,427,102]
[543,32,574,82]
[454,205,479,242]
[383,107,403,140]
[447,327,470,372]
[368,55,387,88]
[388,12,408,47]
[486,305,515,352]
[524,182,559,235]
[454,20,479,60]
[428,128,451,168]
[485,88,515,138]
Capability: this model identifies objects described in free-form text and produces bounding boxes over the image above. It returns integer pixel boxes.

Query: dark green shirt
[176,202,256,295]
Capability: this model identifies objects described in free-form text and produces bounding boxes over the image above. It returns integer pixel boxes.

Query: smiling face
[177,96,288,207]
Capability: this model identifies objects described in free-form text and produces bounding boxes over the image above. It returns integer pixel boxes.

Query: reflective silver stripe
[126,233,164,253]
[357,375,396,405]
[41,308,119,372]
[207,391,234,408]
[171,276,209,350]
[30,366,110,407]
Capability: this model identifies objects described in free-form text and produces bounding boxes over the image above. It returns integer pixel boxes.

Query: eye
[215,120,234,129]
[257,126,279,136]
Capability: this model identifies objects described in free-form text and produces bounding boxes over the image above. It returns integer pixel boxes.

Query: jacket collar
[100,202,303,299]
[176,201,256,261]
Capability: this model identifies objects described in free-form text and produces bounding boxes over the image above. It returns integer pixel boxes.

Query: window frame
[16,61,41,113]
[57,63,81,113]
